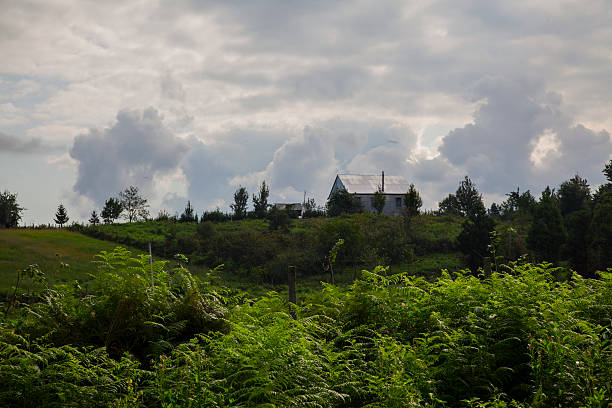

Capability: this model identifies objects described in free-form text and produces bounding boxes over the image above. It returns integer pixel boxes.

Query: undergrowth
[1,248,610,407]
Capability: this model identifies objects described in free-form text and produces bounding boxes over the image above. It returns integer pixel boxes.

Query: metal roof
[337,174,411,194]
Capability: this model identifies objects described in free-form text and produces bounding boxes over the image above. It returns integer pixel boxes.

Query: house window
[395,197,402,208]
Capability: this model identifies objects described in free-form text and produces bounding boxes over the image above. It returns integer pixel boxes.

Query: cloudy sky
[1,0,611,224]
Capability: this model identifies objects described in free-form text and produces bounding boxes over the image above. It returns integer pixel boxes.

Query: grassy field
[0,229,148,292]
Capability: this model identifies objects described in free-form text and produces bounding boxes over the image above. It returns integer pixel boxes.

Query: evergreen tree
[590,189,612,272]
[456,182,495,272]
[88,210,100,226]
[179,200,197,222]
[558,175,591,217]
[438,194,462,216]
[589,160,612,272]
[0,190,23,228]
[403,183,422,218]
[54,204,69,227]
[101,198,123,224]
[372,188,386,215]
[119,186,149,222]
[604,159,612,183]
[252,181,270,218]
[231,186,248,219]
[456,176,481,217]
[488,203,501,217]
[501,188,537,216]
[326,189,363,216]
[527,187,567,263]
[564,208,592,276]
[557,175,591,275]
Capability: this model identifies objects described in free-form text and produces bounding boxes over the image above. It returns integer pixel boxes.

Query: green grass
[0,229,146,292]
[398,251,466,277]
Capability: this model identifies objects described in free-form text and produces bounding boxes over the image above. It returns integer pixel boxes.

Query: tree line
[2,160,611,276]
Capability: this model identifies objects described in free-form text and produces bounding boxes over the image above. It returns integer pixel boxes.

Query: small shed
[329,172,410,216]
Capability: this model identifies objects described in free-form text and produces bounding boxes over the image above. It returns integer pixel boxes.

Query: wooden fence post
[288,265,297,319]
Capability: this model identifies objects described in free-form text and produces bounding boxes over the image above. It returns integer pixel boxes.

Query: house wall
[355,193,404,216]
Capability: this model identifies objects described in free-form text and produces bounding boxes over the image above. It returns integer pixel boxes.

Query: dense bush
[12,247,229,363]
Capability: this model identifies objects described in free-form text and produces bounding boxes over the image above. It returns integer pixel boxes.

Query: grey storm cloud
[438,76,612,194]
[0,131,43,154]
[180,129,287,210]
[69,108,189,205]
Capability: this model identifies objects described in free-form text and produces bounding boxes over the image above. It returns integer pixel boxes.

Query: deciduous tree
[372,188,386,215]
[119,186,149,222]
[326,189,363,217]
[0,190,23,228]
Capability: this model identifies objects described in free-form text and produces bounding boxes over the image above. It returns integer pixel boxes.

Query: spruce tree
[54,204,69,227]
[89,210,100,226]
[180,200,196,222]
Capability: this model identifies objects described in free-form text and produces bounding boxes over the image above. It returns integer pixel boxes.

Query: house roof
[337,174,410,194]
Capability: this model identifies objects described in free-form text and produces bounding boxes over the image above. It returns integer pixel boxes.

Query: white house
[328,172,411,216]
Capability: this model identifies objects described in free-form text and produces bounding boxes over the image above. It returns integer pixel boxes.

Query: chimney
[382,171,385,192]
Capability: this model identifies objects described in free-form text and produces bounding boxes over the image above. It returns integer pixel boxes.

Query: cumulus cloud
[437,76,612,196]
[3,0,612,222]
[229,120,421,205]
[69,108,189,206]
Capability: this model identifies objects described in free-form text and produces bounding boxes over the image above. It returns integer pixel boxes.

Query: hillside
[76,213,468,281]
[0,229,145,291]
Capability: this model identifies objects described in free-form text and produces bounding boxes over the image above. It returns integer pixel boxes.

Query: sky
[1,0,611,225]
